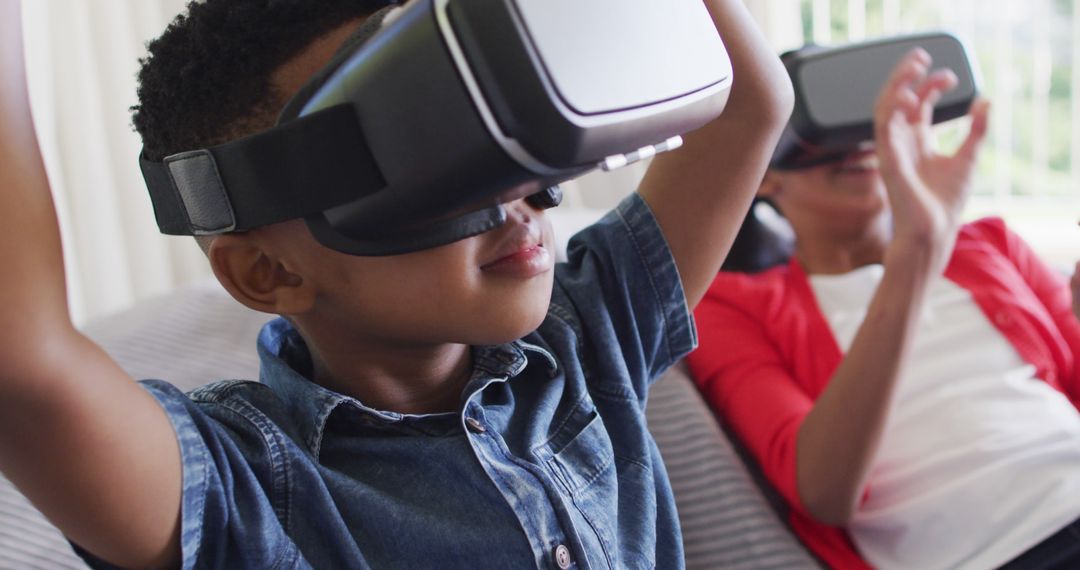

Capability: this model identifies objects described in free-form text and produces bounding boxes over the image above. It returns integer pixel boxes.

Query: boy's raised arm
[637,0,793,309]
[0,2,182,567]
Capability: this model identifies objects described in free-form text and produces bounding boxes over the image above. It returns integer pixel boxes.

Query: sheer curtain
[21,0,786,325]
[22,0,205,325]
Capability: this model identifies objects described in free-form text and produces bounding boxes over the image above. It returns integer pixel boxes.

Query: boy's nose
[504,197,535,223]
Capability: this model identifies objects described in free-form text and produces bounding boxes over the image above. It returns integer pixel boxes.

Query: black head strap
[139,103,384,235]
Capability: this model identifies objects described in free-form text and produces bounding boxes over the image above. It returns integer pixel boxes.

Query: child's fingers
[954,98,991,164]
[875,76,922,140]
[909,71,957,155]
[915,69,959,125]
[896,89,921,123]
[890,49,931,88]
[875,50,931,131]
[882,57,929,109]
[875,105,916,181]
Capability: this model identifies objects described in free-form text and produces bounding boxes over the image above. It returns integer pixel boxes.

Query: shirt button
[1045,370,1058,384]
[995,311,1013,327]
[465,417,486,434]
[554,544,572,569]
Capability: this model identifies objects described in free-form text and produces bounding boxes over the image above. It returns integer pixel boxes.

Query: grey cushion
[0,477,88,570]
[647,366,819,569]
[0,281,816,568]
[81,280,271,391]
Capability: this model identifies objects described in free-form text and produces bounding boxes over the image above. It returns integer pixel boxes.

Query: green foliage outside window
[798,0,1079,201]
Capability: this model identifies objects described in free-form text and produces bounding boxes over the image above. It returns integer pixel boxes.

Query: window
[788,0,1080,266]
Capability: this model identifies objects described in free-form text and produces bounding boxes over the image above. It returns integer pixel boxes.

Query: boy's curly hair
[133,0,394,161]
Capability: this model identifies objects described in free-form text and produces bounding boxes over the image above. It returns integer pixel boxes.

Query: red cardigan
[686,218,1080,569]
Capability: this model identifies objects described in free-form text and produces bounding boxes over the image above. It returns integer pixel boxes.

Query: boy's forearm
[638,0,793,309]
[0,0,74,349]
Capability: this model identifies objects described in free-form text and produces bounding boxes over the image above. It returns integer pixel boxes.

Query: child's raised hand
[875,48,990,273]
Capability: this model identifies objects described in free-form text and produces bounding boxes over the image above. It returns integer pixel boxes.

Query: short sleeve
[72,381,306,570]
[550,193,697,400]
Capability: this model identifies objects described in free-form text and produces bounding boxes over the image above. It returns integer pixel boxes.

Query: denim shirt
[85,194,695,569]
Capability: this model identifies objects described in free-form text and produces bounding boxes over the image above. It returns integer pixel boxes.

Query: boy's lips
[481,244,551,277]
[481,224,552,277]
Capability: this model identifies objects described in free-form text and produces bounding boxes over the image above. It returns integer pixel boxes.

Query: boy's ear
[208,233,315,315]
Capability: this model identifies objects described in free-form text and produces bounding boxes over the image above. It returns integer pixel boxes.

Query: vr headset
[770,31,979,170]
[139,0,733,255]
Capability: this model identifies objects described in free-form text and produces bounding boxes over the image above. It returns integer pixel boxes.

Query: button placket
[465,416,487,434]
[554,544,573,569]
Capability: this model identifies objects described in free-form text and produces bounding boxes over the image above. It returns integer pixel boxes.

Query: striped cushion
[647,365,819,569]
[0,475,88,570]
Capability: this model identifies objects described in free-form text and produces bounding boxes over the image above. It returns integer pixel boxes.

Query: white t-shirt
[810,265,1080,570]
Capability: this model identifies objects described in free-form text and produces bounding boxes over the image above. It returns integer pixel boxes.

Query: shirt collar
[471,339,557,377]
[256,318,559,455]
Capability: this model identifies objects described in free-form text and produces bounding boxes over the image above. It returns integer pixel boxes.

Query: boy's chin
[469,303,551,345]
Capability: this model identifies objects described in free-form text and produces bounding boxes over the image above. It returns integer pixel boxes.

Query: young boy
[0,0,792,567]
